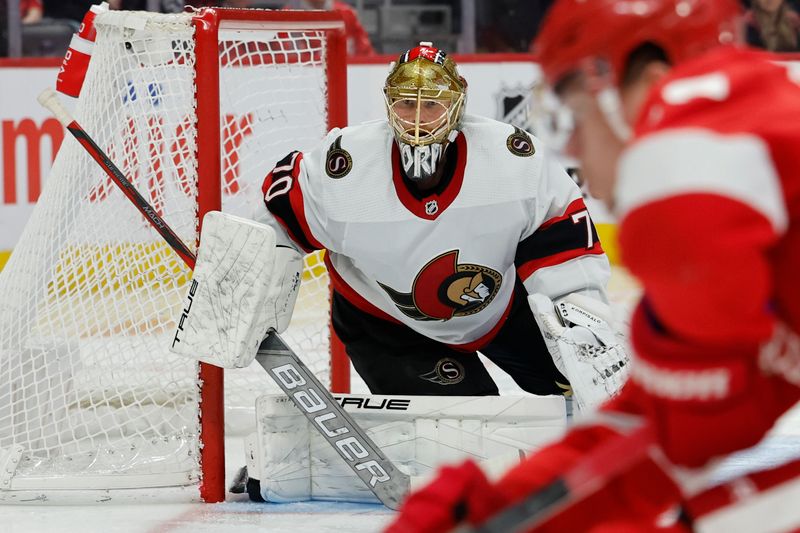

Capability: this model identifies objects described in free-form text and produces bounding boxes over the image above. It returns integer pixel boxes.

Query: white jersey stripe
[616,129,788,233]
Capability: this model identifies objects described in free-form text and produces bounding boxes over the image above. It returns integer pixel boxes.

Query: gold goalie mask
[384,42,467,181]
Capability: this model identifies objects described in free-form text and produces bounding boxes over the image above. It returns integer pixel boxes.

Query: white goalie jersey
[260,114,611,350]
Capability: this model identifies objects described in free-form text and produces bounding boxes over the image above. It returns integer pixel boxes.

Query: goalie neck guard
[384,43,467,181]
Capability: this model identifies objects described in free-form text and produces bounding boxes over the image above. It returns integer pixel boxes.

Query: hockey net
[0,8,347,502]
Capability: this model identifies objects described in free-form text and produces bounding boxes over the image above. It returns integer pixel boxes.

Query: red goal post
[193,8,350,503]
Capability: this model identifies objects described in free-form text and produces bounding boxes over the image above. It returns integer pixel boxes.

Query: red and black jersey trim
[324,253,401,324]
[452,294,515,353]
[516,198,604,280]
[261,151,323,253]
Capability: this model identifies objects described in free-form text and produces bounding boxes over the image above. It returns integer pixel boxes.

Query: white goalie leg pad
[246,394,567,504]
[530,292,630,413]
[170,211,302,368]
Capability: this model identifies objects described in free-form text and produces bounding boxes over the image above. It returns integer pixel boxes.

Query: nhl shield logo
[425,200,438,216]
[495,83,532,128]
[325,136,352,178]
[495,82,573,153]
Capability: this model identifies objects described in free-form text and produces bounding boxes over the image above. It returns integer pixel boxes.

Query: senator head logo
[378,250,502,321]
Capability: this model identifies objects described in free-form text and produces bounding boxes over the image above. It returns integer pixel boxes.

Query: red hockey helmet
[533,0,743,88]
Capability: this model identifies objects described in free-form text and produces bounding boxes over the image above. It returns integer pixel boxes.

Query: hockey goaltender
[169,42,629,506]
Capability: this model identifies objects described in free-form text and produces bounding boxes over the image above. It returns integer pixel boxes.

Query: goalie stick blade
[254,332,411,510]
[458,422,655,533]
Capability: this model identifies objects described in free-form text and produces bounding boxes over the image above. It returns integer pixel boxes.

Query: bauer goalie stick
[455,420,655,533]
[38,88,410,510]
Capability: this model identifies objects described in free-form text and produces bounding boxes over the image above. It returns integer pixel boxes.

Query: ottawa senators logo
[378,250,502,321]
[419,358,465,385]
[506,126,535,157]
[325,136,352,178]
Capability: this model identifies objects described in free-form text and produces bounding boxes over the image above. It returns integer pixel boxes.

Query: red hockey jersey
[618,46,800,352]
[616,47,800,463]
[480,48,800,530]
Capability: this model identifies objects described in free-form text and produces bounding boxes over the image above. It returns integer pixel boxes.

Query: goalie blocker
[242,394,567,504]
[170,211,303,368]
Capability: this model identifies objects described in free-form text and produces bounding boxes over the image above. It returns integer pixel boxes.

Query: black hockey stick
[38,88,410,509]
[456,420,655,533]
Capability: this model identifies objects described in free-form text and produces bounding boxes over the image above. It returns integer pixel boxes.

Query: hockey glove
[530,292,630,412]
[384,459,503,533]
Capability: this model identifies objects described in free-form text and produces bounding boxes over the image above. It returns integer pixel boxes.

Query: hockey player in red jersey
[386,1,800,531]
[259,43,628,409]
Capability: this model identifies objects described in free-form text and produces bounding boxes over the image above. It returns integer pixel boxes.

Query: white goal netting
[0,9,341,501]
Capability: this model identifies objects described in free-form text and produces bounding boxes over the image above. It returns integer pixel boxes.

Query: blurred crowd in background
[1,0,799,58]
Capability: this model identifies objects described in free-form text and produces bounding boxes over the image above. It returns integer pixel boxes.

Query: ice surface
[3,267,799,532]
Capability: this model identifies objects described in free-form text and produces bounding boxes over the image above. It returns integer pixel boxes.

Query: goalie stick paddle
[38,88,411,510]
[456,421,655,533]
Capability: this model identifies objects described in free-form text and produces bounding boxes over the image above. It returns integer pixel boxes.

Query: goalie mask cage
[0,8,348,503]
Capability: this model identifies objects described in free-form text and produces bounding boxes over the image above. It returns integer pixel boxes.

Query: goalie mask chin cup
[384,43,466,180]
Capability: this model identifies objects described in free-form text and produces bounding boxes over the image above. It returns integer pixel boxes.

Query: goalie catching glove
[170,211,303,368]
[530,292,630,412]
